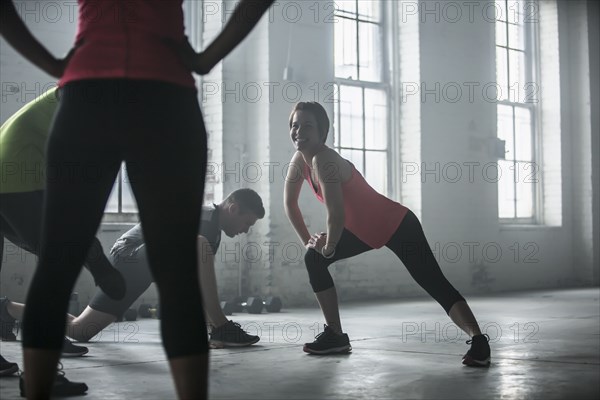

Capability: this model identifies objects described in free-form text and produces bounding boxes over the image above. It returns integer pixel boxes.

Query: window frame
[496,0,542,224]
[333,0,393,198]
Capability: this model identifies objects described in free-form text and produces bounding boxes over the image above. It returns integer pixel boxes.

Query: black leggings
[305,209,465,314]
[0,190,114,282]
[21,79,208,358]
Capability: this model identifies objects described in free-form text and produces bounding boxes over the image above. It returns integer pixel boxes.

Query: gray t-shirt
[110,205,221,255]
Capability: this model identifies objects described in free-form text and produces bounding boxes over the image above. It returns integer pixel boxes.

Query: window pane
[105,179,119,213]
[508,49,526,102]
[364,88,387,150]
[508,22,525,50]
[496,21,507,47]
[335,17,358,79]
[335,0,357,16]
[339,85,364,148]
[496,47,509,101]
[121,166,138,212]
[498,159,515,218]
[495,0,507,22]
[358,22,382,82]
[506,0,520,24]
[365,151,386,195]
[104,164,138,213]
[515,162,534,218]
[357,0,380,22]
[340,149,363,174]
[514,107,532,161]
[497,104,514,159]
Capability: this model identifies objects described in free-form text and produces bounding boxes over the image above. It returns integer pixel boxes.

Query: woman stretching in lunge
[284,102,490,366]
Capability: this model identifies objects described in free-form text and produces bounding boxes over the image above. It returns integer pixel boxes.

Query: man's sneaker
[303,325,351,355]
[462,334,491,367]
[0,354,19,377]
[0,297,17,341]
[20,363,88,397]
[62,337,89,357]
[209,320,260,347]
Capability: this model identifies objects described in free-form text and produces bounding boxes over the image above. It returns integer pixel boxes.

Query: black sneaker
[62,337,89,357]
[0,354,19,377]
[19,363,88,397]
[209,320,260,347]
[303,325,351,355]
[462,334,491,367]
[0,297,17,341]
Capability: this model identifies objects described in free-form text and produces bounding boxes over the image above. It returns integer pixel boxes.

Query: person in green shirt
[0,88,125,376]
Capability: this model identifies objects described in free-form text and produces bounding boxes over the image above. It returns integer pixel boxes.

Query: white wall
[559,0,595,286]
[0,1,75,121]
[1,1,598,311]
[588,0,600,286]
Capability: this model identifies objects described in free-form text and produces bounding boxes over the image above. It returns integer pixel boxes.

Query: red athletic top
[304,161,409,249]
[59,0,194,89]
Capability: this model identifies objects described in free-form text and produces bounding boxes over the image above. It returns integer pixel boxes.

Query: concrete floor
[1,287,599,399]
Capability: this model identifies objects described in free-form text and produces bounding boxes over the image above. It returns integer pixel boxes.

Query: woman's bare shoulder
[313,148,352,182]
[289,151,306,179]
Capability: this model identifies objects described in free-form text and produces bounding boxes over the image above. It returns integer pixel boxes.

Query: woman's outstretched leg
[386,210,490,366]
[448,300,482,337]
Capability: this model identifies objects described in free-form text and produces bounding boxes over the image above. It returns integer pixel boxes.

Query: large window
[333,0,390,196]
[496,0,539,222]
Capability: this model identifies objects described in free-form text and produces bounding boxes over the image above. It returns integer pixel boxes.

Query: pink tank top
[59,0,194,89]
[304,162,408,249]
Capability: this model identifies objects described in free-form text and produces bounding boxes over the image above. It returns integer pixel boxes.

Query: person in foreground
[283,102,491,366]
[0,0,275,398]
[66,189,265,349]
